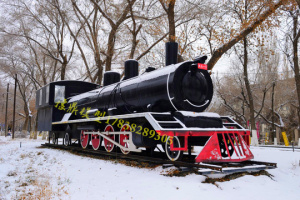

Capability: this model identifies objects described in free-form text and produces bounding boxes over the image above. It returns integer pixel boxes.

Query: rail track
[41,143,277,175]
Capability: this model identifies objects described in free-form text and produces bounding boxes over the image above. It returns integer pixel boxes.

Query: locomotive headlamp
[189,63,208,74]
[193,55,207,63]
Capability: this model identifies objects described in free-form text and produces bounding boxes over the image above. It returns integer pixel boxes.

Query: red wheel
[91,133,101,150]
[104,125,115,152]
[119,124,131,154]
[80,131,89,149]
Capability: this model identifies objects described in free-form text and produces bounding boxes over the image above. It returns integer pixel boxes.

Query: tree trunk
[22,117,29,132]
[167,1,176,42]
[243,38,256,132]
[129,30,139,59]
[22,101,30,132]
[95,49,103,84]
[271,82,276,142]
[128,4,141,59]
[33,113,38,140]
[33,131,38,139]
[105,28,117,72]
[60,56,68,80]
[97,62,103,85]
[159,0,176,42]
[292,13,300,130]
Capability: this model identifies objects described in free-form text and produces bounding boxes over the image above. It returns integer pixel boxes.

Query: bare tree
[206,0,287,70]
[1,0,77,80]
[281,0,300,130]
[91,0,137,75]
[0,52,34,134]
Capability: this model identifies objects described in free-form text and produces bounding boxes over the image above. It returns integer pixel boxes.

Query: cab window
[39,89,42,105]
[54,85,65,103]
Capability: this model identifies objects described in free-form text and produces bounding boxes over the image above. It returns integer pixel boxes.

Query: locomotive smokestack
[165,42,178,66]
[124,60,139,80]
[103,71,121,86]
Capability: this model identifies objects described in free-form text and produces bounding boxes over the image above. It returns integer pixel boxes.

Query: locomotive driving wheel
[52,132,57,145]
[119,124,131,154]
[103,125,115,152]
[91,132,102,150]
[64,132,71,146]
[80,131,90,149]
[165,136,183,161]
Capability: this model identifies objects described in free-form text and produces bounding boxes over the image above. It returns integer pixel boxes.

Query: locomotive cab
[35,81,99,131]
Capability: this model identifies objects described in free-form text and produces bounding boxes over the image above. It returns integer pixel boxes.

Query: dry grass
[17,178,69,200]
[18,180,53,200]
[9,153,69,199]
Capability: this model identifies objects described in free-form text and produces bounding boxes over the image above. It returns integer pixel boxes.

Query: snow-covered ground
[0,136,299,200]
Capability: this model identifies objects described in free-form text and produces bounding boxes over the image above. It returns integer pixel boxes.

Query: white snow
[105,71,119,73]
[0,136,300,200]
[86,109,98,114]
[61,113,72,122]
[18,113,25,117]
[178,111,221,118]
[69,89,102,103]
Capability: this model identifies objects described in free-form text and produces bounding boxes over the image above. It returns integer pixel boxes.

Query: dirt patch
[115,159,160,169]
[0,141,9,145]
[202,170,274,185]
[162,168,197,177]
[7,171,17,177]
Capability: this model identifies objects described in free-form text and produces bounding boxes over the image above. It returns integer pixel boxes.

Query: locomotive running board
[52,112,248,132]
[197,160,277,175]
[85,131,142,153]
[198,165,276,175]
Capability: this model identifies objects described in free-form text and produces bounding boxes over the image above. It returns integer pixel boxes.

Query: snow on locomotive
[36,42,253,162]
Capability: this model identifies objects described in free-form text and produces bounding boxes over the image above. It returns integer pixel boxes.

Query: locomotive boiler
[36,42,253,163]
[68,43,213,116]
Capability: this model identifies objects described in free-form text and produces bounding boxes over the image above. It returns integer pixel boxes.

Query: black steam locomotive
[36,42,253,162]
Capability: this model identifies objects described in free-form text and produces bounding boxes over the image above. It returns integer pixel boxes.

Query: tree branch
[207,0,286,70]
